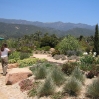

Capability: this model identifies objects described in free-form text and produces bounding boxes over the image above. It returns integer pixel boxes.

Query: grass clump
[63,77,82,96]
[86,78,99,98]
[71,67,86,84]
[50,67,66,86]
[37,77,55,97]
[35,65,47,79]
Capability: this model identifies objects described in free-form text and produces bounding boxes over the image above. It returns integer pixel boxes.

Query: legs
[1,57,8,76]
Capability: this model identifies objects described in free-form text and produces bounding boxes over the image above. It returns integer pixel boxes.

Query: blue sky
[0,0,99,25]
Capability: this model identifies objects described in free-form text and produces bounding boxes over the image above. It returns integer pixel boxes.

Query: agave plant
[86,78,99,98]
[37,76,55,97]
[71,67,86,84]
[63,77,82,96]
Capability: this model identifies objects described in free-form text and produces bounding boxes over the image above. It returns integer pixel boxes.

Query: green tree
[93,24,99,56]
[58,35,80,54]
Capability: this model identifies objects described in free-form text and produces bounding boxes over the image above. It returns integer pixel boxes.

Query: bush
[62,62,77,75]
[71,67,86,84]
[86,78,99,98]
[80,55,95,64]
[9,51,20,60]
[20,52,31,60]
[58,35,80,54]
[63,77,82,96]
[50,67,66,86]
[35,65,47,79]
[37,77,55,97]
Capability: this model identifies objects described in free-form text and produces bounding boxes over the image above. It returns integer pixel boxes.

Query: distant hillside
[0,18,95,31]
[0,18,95,38]
[0,22,66,38]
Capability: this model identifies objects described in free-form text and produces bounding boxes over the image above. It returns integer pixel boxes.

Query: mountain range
[0,18,95,38]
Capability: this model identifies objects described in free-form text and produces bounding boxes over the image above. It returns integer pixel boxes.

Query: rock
[50,48,55,53]
[8,63,19,69]
[5,68,33,85]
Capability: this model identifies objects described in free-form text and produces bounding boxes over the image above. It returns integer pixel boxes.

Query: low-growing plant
[9,51,20,60]
[9,59,17,63]
[86,78,99,98]
[37,77,55,97]
[80,55,95,64]
[35,65,47,79]
[51,92,63,99]
[62,62,77,75]
[63,77,82,96]
[50,67,66,86]
[20,52,31,60]
[18,58,47,68]
[71,67,86,84]
[86,71,95,79]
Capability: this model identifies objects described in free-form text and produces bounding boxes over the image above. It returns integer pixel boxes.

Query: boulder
[5,68,33,85]
[50,48,55,53]
[8,63,19,69]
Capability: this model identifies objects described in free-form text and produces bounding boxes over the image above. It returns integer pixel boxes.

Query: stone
[5,68,33,85]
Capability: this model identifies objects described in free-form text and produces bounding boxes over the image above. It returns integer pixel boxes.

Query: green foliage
[80,55,95,71]
[20,52,31,60]
[80,55,95,64]
[41,46,51,51]
[18,58,47,68]
[9,51,20,61]
[87,78,99,98]
[63,77,82,96]
[51,92,63,99]
[71,67,86,84]
[62,62,77,75]
[37,77,55,97]
[93,24,99,56]
[50,67,66,86]
[9,59,17,63]
[35,65,47,79]
[58,35,80,54]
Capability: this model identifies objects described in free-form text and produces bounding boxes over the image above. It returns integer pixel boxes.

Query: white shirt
[1,48,10,58]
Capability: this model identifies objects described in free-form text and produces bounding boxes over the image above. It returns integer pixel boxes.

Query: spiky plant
[37,77,55,97]
[71,67,86,84]
[50,67,66,86]
[35,65,47,79]
[63,77,82,96]
[86,78,99,98]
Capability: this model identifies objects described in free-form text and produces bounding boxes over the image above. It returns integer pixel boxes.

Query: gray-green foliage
[37,77,55,97]
[35,65,47,79]
[63,77,82,96]
[50,67,66,86]
[58,35,80,54]
[71,67,85,84]
[87,78,99,98]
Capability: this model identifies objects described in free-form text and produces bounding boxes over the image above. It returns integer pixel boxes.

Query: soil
[0,54,96,99]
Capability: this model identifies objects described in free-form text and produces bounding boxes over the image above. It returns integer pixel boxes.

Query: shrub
[71,67,86,84]
[20,52,31,60]
[35,65,47,79]
[37,77,55,97]
[62,62,77,75]
[80,55,95,64]
[86,78,99,98]
[63,77,82,96]
[58,35,80,54]
[50,67,66,86]
[86,71,95,79]
[66,50,76,56]
[9,51,20,60]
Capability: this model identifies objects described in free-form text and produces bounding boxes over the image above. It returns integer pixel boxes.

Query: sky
[0,0,99,25]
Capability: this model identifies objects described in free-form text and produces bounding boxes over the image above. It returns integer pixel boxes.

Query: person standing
[0,44,11,76]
